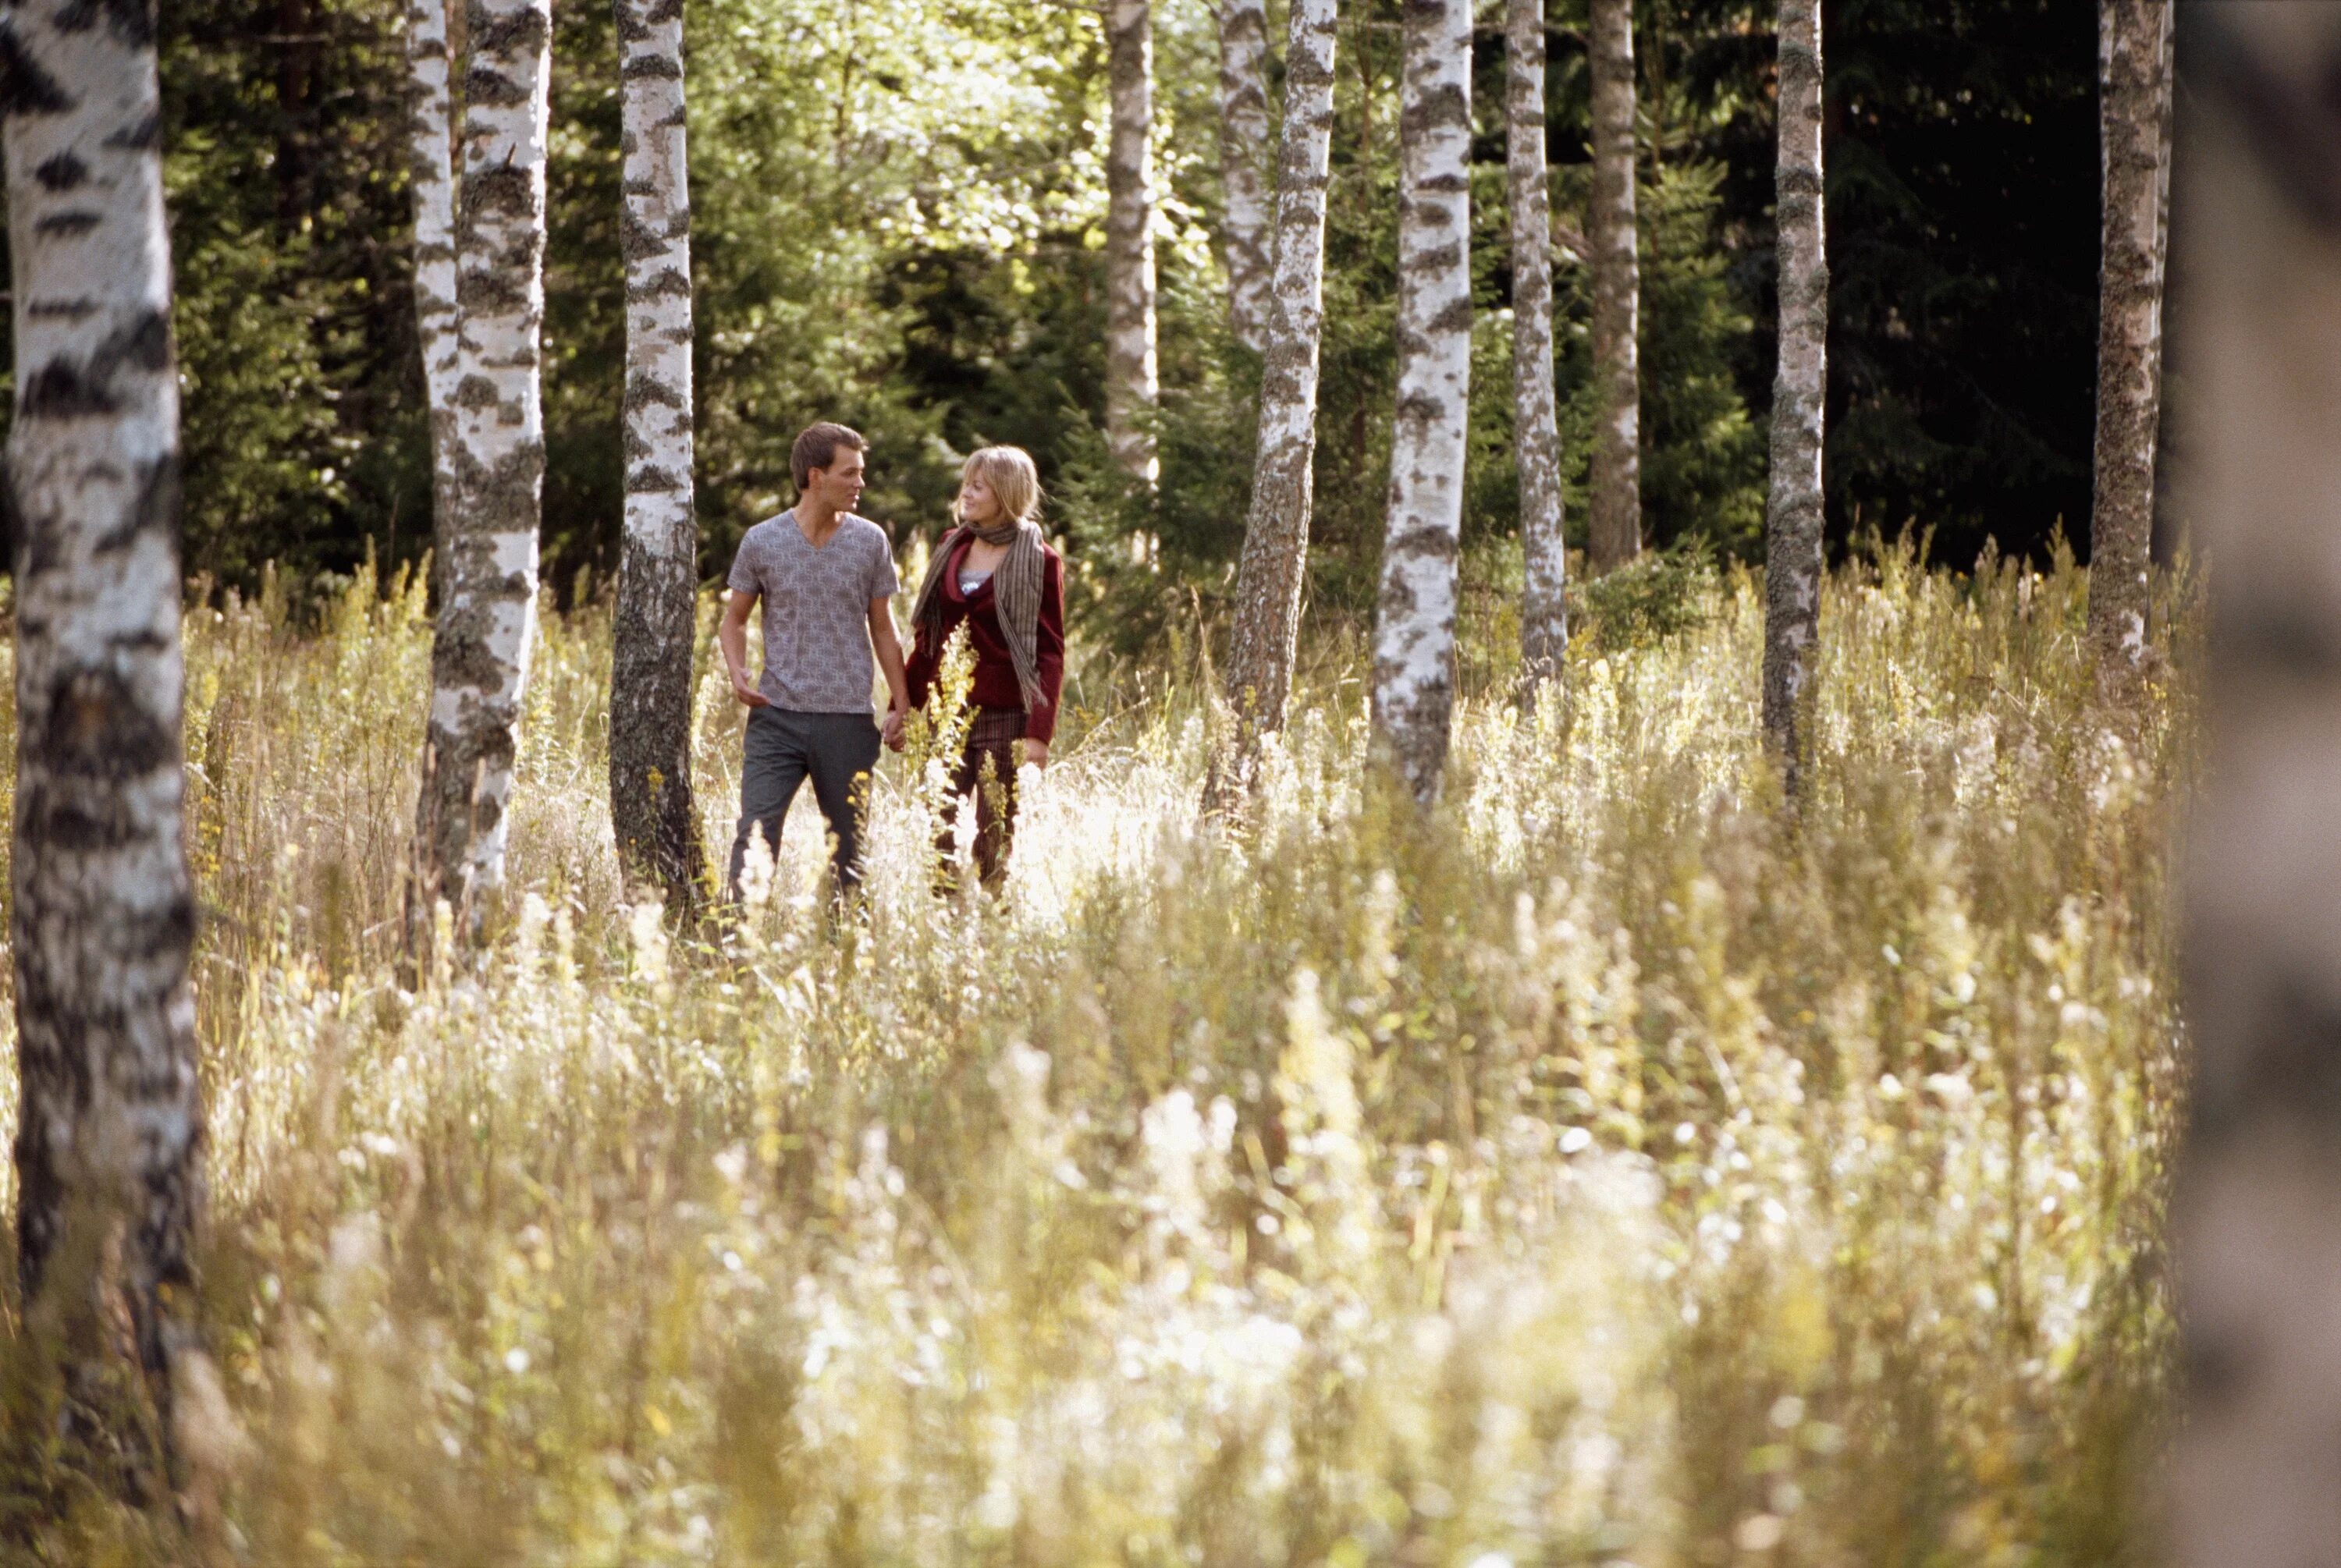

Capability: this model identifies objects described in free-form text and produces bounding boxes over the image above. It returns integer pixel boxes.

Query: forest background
[0,0,2100,633]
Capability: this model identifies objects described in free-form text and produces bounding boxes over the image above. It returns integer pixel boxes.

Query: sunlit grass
[1,541,2190,1565]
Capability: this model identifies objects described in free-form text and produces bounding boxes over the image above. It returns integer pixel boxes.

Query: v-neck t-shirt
[726,509,901,712]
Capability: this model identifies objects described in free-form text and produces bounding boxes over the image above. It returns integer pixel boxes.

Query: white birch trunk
[1509,0,1565,686]
[417,0,551,909]
[1215,0,1274,353]
[3,0,206,1449]
[1221,0,1340,744]
[1586,0,1641,574]
[1760,0,1826,792]
[1105,0,1160,483]
[1373,0,1472,804]
[2172,12,2341,1559]
[2086,0,2173,681]
[406,0,462,550]
[609,0,709,912]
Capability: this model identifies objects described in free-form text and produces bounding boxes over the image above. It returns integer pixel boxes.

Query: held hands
[731,670,771,709]
[883,706,907,752]
[1022,737,1049,771]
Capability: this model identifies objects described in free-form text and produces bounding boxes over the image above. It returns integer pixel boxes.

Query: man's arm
[870,596,911,750]
[719,589,769,708]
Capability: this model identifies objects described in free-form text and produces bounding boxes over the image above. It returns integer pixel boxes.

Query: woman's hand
[1021,737,1049,770]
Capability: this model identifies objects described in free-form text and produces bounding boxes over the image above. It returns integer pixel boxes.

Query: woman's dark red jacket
[904,534,1067,744]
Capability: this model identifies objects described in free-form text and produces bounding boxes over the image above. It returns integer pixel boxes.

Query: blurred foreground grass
[0,544,2190,1566]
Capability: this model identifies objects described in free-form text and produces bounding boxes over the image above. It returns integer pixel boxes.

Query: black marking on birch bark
[29,306,180,410]
[454,372,501,409]
[34,149,88,190]
[27,298,98,321]
[91,453,180,555]
[626,464,684,493]
[20,358,116,417]
[623,371,684,410]
[620,208,668,262]
[459,437,547,534]
[0,26,73,115]
[464,64,529,109]
[467,1,548,57]
[626,266,691,301]
[55,0,157,45]
[34,209,101,239]
[37,669,177,782]
[464,163,537,220]
[104,108,161,149]
[1401,85,1469,137]
[621,52,680,80]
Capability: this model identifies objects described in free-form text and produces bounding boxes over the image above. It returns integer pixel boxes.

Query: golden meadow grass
[0,545,2188,1565]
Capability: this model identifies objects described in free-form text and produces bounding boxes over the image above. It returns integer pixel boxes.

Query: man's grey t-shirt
[726,510,901,713]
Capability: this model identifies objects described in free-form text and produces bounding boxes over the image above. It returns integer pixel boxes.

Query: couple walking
[717,421,1066,898]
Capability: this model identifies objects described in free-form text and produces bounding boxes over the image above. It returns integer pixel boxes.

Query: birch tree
[416,0,552,913]
[609,0,709,913]
[5,0,207,1456]
[1221,0,1340,745]
[1760,0,1826,790]
[2172,11,2341,1559]
[2086,0,2173,683]
[406,0,461,551]
[1509,0,1565,685]
[1105,0,1160,482]
[1215,0,1274,352]
[1373,0,1472,802]
[1586,0,1641,574]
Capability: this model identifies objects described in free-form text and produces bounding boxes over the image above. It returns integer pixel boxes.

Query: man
[719,421,911,899]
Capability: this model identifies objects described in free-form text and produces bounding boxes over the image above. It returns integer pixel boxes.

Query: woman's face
[958,473,1000,526]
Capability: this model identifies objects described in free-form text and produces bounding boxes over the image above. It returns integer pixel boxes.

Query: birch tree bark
[1215,0,1274,353]
[1586,0,1642,574]
[406,0,462,569]
[1760,0,1826,791]
[5,0,207,1459]
[1221,0,1340,746]
[416,0,552,913]
[609,0,709,914]
[2173,13,2341,1559]
[1373,0,1472,804]
[2086,0,2173,682]
[1105,0,1160,483]
[1509,0,1565,686]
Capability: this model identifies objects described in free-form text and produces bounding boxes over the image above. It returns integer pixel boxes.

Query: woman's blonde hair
[956,445,1043,527]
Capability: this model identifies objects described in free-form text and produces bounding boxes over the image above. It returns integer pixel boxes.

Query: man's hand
[1022,737,1049,771]
[883,706,907,751]
[719,589,769,708]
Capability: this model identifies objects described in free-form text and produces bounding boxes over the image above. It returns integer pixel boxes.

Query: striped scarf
[909,519,1047,712]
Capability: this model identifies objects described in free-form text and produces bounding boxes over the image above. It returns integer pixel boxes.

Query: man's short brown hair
[791,422,867,491]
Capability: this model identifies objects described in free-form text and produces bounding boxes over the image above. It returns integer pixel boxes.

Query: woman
[901,445,1066,886]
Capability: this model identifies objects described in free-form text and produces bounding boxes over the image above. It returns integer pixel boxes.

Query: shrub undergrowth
[0,541,2190,1566]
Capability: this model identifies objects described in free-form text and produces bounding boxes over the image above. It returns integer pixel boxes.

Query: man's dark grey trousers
[730,706,883,895]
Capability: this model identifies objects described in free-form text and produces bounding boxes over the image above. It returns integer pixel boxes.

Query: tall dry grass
[0,541,2190,1566]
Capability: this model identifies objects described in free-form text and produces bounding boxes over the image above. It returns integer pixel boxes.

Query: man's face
[808,446,867,513]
